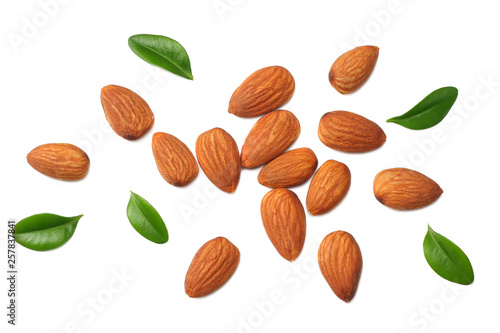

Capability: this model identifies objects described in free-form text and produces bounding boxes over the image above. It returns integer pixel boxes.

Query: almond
[261,189,306,261]
[329,45,379,94]
[27,143,90,181]
[241,110,300,168]
[100,85,154,140]
[373,168,443,210]
[195,128,241,193]
[229,66,295,117]
[152,132,198,186]
[185,237,240,297]
[306,160,351,215]
[318,111,386,152]
[258,148,318,188]
[318,231,363,303]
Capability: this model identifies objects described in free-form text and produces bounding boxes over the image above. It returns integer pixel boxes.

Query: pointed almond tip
[101,84,113,95]
[308,209,318,216]
[185,287,197,298]
[240,157,250,169]
[288,252,300,262]
[222,185,237,194]
[306,203,319,216]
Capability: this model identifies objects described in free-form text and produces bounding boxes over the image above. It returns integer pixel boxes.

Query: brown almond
[318,111,386,152]
[185,237,240,298]
[258,148,318,188]
[373,168,443,210]
[329,45,379,94]
[27,143,90,181]
[261,189,306,261]
[152,132,198,186]
[100,85,154,140]
[195,128,241,193]
[306,160,351,215]
[229,66,295,117]
[318,231,363,303]
[241,110,300,168]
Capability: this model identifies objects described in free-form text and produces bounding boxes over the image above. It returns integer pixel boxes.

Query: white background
[1,0,499,332]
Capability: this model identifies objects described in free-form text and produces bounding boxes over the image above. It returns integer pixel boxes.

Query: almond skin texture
[373,168,443,210]
[329,46,379,94]
[319,111,386,152]
[185,237,240,298]
[261,189,306,261]
[229,66,295,117]
[27,143,89,181]
[241,110,300,168]
[100,85,154,140]
[258,148,318,188]
[306,160,351,215]
[195,128,241,193]
[152,132,198,186]
[318,231,363,303]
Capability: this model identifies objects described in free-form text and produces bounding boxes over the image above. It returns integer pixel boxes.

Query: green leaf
[128,34,193,80]
[423,225,474,285]
[14,213,83,251]
[387,87,458,129]
[127,191,168,244]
